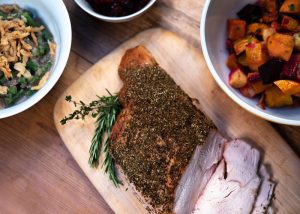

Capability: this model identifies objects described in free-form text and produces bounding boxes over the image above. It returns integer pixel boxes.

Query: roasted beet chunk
[282,54,300,80]
[258,59,284,84]
[237,4,262,23]
[248,72,262,83]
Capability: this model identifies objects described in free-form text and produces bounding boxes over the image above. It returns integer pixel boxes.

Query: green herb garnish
[60,91,122,187]
[289,4,295,11]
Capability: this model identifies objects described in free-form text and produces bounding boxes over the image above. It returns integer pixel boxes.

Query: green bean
[8,86,17,95]
[5,88,25,106]
[26,60,38,72]
[36,35,50,56]
[42,29,53,41]
[22,12,37,26]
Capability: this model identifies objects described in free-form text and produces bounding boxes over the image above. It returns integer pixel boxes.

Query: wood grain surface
[54,28,300,213]
[1,0,300,213]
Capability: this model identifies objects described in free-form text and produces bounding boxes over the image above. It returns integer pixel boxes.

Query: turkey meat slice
[252,165,275,214]
[194,139,261,214]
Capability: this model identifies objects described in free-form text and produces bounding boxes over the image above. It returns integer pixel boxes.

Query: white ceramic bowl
[74,0,156,23]
[0,0,72,119]
[201,0,300,126]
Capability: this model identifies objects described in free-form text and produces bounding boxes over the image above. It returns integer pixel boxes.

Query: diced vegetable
[251,81,272,94]
[237,4,262,23]
[238,53,248,66]
[261,13,278,23]
[233,36,258,55]
[264,0,278,13]
[294,32,300,50]
[274,80,300,94]
[258,59,284,84]
[247,23,268,35]
[281,15,298,31]
[226,54,238,70]
[265,85,293,107]
[228,19,247,40]
[226,0,300,108]
[240,84,256,97]
[229,68,247,88]
[262,27,276,41]
[247,72,262,83]
[246,42,268,71]
[282,54,300,79]
[226,39,235,54]
[267,33,294,61]
[271,21,281,31]
[280,0,300,14]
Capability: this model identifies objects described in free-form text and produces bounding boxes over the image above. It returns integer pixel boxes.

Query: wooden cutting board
[54,28,300,213]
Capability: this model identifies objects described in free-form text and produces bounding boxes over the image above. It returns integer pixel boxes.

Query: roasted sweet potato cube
[226,54,238,70]
[240,84,256,97]
[247,23,268,35]
[229,68,247,88]
[246,42,269,71]
[228,19,246,40]
[262,28,276,41]
[267,33,294,61]
[251,81,272,94]
[274,80,300,94]
[234,36,258,55]
[265,0,278,13]
[281,15,299,31]
[280,0,300,14]
[265,85,293,107]
[260,13,278,23]
[238,53,248,66]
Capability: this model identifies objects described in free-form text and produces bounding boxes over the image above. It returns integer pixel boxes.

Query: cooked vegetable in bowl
[226,0,300,108]
[85,0,151,17]
[74,0,156,23]
[0,4,56,108]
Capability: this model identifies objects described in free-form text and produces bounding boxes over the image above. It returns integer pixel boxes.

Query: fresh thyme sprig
[60,90,122,187]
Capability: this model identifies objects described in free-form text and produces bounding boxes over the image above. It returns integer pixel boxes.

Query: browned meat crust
[109,46,215,213]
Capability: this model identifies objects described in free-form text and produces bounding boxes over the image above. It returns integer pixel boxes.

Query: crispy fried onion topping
[0,85,8,95]
[0,17,44,79]
[31,71,50,91]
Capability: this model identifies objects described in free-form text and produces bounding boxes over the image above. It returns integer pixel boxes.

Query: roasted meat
[109,46,226,213]
[194,140,275,214]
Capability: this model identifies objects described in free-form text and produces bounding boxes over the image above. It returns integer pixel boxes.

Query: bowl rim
[0,0,72,119]
[200,0,300,126]
[74,0,156,22]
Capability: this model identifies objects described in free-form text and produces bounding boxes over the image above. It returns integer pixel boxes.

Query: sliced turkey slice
[194,139,261,214]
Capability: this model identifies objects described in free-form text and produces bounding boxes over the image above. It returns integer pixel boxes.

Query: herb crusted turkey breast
[109,46,226,213]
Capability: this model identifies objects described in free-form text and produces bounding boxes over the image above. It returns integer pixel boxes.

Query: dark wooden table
[1,0,299,213]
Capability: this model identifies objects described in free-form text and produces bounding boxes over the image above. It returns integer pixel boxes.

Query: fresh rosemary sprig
[60,90,122,187]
